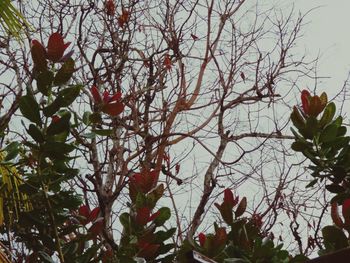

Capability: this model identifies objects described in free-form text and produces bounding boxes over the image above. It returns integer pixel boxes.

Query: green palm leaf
[0,0,31,39]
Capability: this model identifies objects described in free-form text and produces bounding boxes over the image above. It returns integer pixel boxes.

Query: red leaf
[301,90,311,115]
[331,202,343,228]
[91,85,102,103]
[31,40,47,72]
[136,207,151,226]
[214,227,227,248]
[109,91,122,102]
[137,241,160,260]
[88,207,100,223]
[224,188,235,207]
[88,218,104,237]
[342,199,350,226]
[148,210,160,222]
[78,205,90,225]
[102,101,124,116]
[198,233,206,247]
[47,32,71,62]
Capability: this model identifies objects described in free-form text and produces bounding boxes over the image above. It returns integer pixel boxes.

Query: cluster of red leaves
[135,207,160,226]
[90,86,124,116]
[129,170,159,202]
[77,205,103,237]
[300,89,327,117]
[31,32,72,71]
[214,188,239,224]
[137,239,160,260]
[198,227,227,249]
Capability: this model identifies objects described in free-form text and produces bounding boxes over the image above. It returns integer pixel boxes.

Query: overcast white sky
[293,0,350,96]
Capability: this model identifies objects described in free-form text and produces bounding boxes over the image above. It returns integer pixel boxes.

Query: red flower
[90,86,124,116]
[135,207,160,226]
[198,232,206,247]
[129,170,159,201]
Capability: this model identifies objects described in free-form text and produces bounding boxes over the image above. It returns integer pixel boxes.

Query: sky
[292,0,350,97]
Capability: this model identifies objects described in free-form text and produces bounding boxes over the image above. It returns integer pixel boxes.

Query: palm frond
[0,0,31,39]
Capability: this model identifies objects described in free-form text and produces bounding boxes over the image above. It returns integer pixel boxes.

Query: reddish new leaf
[88,218,104,237]
[88,207,100,223]
[224,188,235,207]
[301,90,311,115]
[198,232,206,247]
[137,241,160,260]
[78,205,90,225]
[47,32,71,62]
[342,199,350,226]
[31,40,47,72]
[331,202,343,228]
[91,86,102,103]
[102,101,124,116]
[136,207,151,226]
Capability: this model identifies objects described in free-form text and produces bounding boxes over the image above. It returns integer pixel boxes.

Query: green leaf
[28,124,45,143]
[319,102,336,127]
[47,112,71,136]
[19,95,41,125]
[42,141,75,158]
[154,228,176,242]
[119,212,130,229]
[290,107,305,130]
[235,197,247,218]
[154,207,171,226]
[43,96,64,117]
[325,184,345,194]
[58,85,81,107]
[53,58,75,86]
[75,243,101,263]
[3,142,20,161]
[305,179,318,188]
[319,124,338,143]
[291,141,311,152]
[91,129,114,136]
[82,111,91,126]
[38,251,55,263]
[322,225,349,251]
[37,70,54,95]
